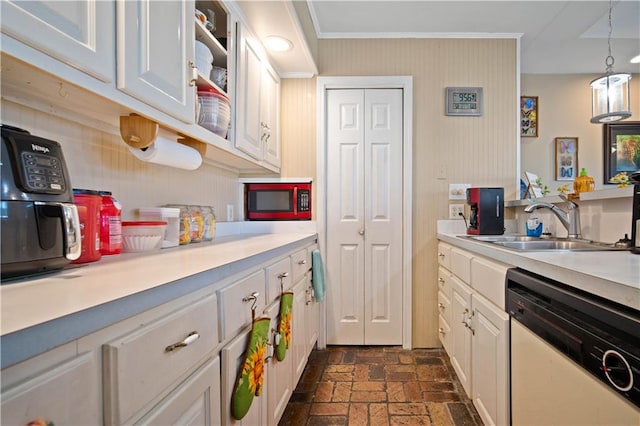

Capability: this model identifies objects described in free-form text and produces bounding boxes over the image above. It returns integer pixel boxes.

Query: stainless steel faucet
[524,195,582,239]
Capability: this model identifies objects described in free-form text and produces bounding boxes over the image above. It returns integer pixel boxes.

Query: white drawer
[266,256,292,305]
[103,293,219,425]
[291,248,309,283]
[437,242,452,270]
[438,314,451,353]
[450,247,473,284]
[471,256,510,309]
[438,290,451,326]
[437,266,452,296]
[219,270,267,340]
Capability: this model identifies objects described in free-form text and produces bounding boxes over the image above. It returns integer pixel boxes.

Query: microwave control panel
[299,190,310,211]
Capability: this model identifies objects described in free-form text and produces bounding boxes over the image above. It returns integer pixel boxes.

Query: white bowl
[195,41,213,75]
[122,235,163,252]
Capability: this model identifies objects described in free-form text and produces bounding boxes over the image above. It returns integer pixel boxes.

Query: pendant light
[590,0,632,123]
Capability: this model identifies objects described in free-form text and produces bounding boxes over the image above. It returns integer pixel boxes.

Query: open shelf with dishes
[194,1,232,140]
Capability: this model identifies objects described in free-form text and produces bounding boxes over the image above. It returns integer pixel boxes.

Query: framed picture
[523,171,544,198]
[554,137,578,181]
[603,121,640,183]
[521,96,538,137]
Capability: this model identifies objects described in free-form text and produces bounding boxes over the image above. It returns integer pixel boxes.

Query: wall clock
[445,87,483,116]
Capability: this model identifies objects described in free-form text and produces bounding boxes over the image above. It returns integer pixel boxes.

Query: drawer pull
[165,331,200,352]
[278,272,289,279]
[438,302,445,310]
[438,277,445,284]
[439,327,446,335]
[298,259,307,265]
[438,252,445,258]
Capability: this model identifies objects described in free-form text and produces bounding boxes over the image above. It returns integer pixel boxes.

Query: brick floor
[279,347,483,426]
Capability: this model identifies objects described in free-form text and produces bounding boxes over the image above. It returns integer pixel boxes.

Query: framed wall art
[554,137,578,181]
[521,96,538,137]
[603,122,640,183]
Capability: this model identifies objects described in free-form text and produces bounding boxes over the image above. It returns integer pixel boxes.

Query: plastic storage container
[164,204,192,245]
[72,189,102,264]
[138,207,180,248]
[200,205,216,241]
[197,88,230,137]
[99,191,122,255]
[121,221,167,252]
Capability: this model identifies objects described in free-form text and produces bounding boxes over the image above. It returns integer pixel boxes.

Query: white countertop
[438,231,640,311]
[1,232,316,338]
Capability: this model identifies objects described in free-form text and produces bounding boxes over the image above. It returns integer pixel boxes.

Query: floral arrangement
[609,172,631,187]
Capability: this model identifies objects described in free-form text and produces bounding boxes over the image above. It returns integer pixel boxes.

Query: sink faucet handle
[558,194,578,208]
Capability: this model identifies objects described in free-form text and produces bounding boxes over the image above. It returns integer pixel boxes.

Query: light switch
[449,183,471,200]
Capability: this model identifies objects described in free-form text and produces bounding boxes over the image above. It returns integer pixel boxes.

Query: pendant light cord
[606,0,615,72]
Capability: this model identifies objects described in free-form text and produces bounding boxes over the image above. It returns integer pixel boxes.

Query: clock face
[446,87,483,116]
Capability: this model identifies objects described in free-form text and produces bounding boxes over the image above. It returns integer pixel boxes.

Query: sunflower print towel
[276,292,293,361]
[232,317,270,420]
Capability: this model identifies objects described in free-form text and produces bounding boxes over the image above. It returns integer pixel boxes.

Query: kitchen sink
[458,235,628,252]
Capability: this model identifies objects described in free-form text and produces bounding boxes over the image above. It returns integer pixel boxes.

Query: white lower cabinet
[1,238,318,426]
[450,275,473,396]
[292,277,309,384]
[437,242,510,426]
[1,351,100,425]
[103,293,219,425]
[137,356,221,425]
[265,301,293,426]
[221,327,268,426]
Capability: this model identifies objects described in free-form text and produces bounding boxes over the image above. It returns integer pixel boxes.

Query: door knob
[358,228,365,236]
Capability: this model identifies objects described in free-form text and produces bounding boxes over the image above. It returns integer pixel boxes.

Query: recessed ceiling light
[264,36,293,52]
[631,54,640,64]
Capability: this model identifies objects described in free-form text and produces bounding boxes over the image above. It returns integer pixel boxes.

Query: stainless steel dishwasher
[506,268,640,425]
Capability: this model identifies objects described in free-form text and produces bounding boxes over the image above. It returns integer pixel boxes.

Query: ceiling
[237,0,640,76]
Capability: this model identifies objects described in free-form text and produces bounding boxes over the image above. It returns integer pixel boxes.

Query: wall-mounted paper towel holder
[120,114,159,149]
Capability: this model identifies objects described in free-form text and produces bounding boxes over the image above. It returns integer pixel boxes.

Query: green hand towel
[276,292,293,361]
[231,317,270,420]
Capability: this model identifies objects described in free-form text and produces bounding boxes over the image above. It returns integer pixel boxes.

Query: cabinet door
[1,352,99,425]
[291,278,308,385]
[235,24,263,159]
[265,302,292,426]
[262,65,280,168]
[117,0,195,123]
[137,356,221,426]
[450,275,472,397]
[221,328,267,426]
[1,0,115,83]
[471,293,509,426]
[305,275,319,354]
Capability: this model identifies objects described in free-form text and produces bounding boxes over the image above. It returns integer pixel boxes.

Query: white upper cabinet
[116,0,196,123]
[262,65,281,168]
[235,22,281,167]
[0,0,115,83]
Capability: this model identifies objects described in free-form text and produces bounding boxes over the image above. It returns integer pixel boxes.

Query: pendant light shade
[590,72,632,123]
[590,0,632,124]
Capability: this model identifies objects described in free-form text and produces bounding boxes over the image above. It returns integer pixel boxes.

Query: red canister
[72,189,102,263]
[99,191,122,255]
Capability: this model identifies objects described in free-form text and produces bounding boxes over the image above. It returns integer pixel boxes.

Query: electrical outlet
[226,204,234,222]
[449,204,465,219]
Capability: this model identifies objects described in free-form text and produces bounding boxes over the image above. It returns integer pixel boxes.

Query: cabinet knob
[438,277,445,284]
[438,302,445,310]
[298,259,307,265]
[438,252,445,258]
[358,228,365,236]
[278,272,289,279]
[438,327,446,335]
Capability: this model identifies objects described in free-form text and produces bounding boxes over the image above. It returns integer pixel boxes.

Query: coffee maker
[1,125,81,279]
[630,172,640,254]
[466,187,504,235]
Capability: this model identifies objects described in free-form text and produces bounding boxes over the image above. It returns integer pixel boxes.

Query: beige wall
[521,74,640,192]
[282,38,518,347]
